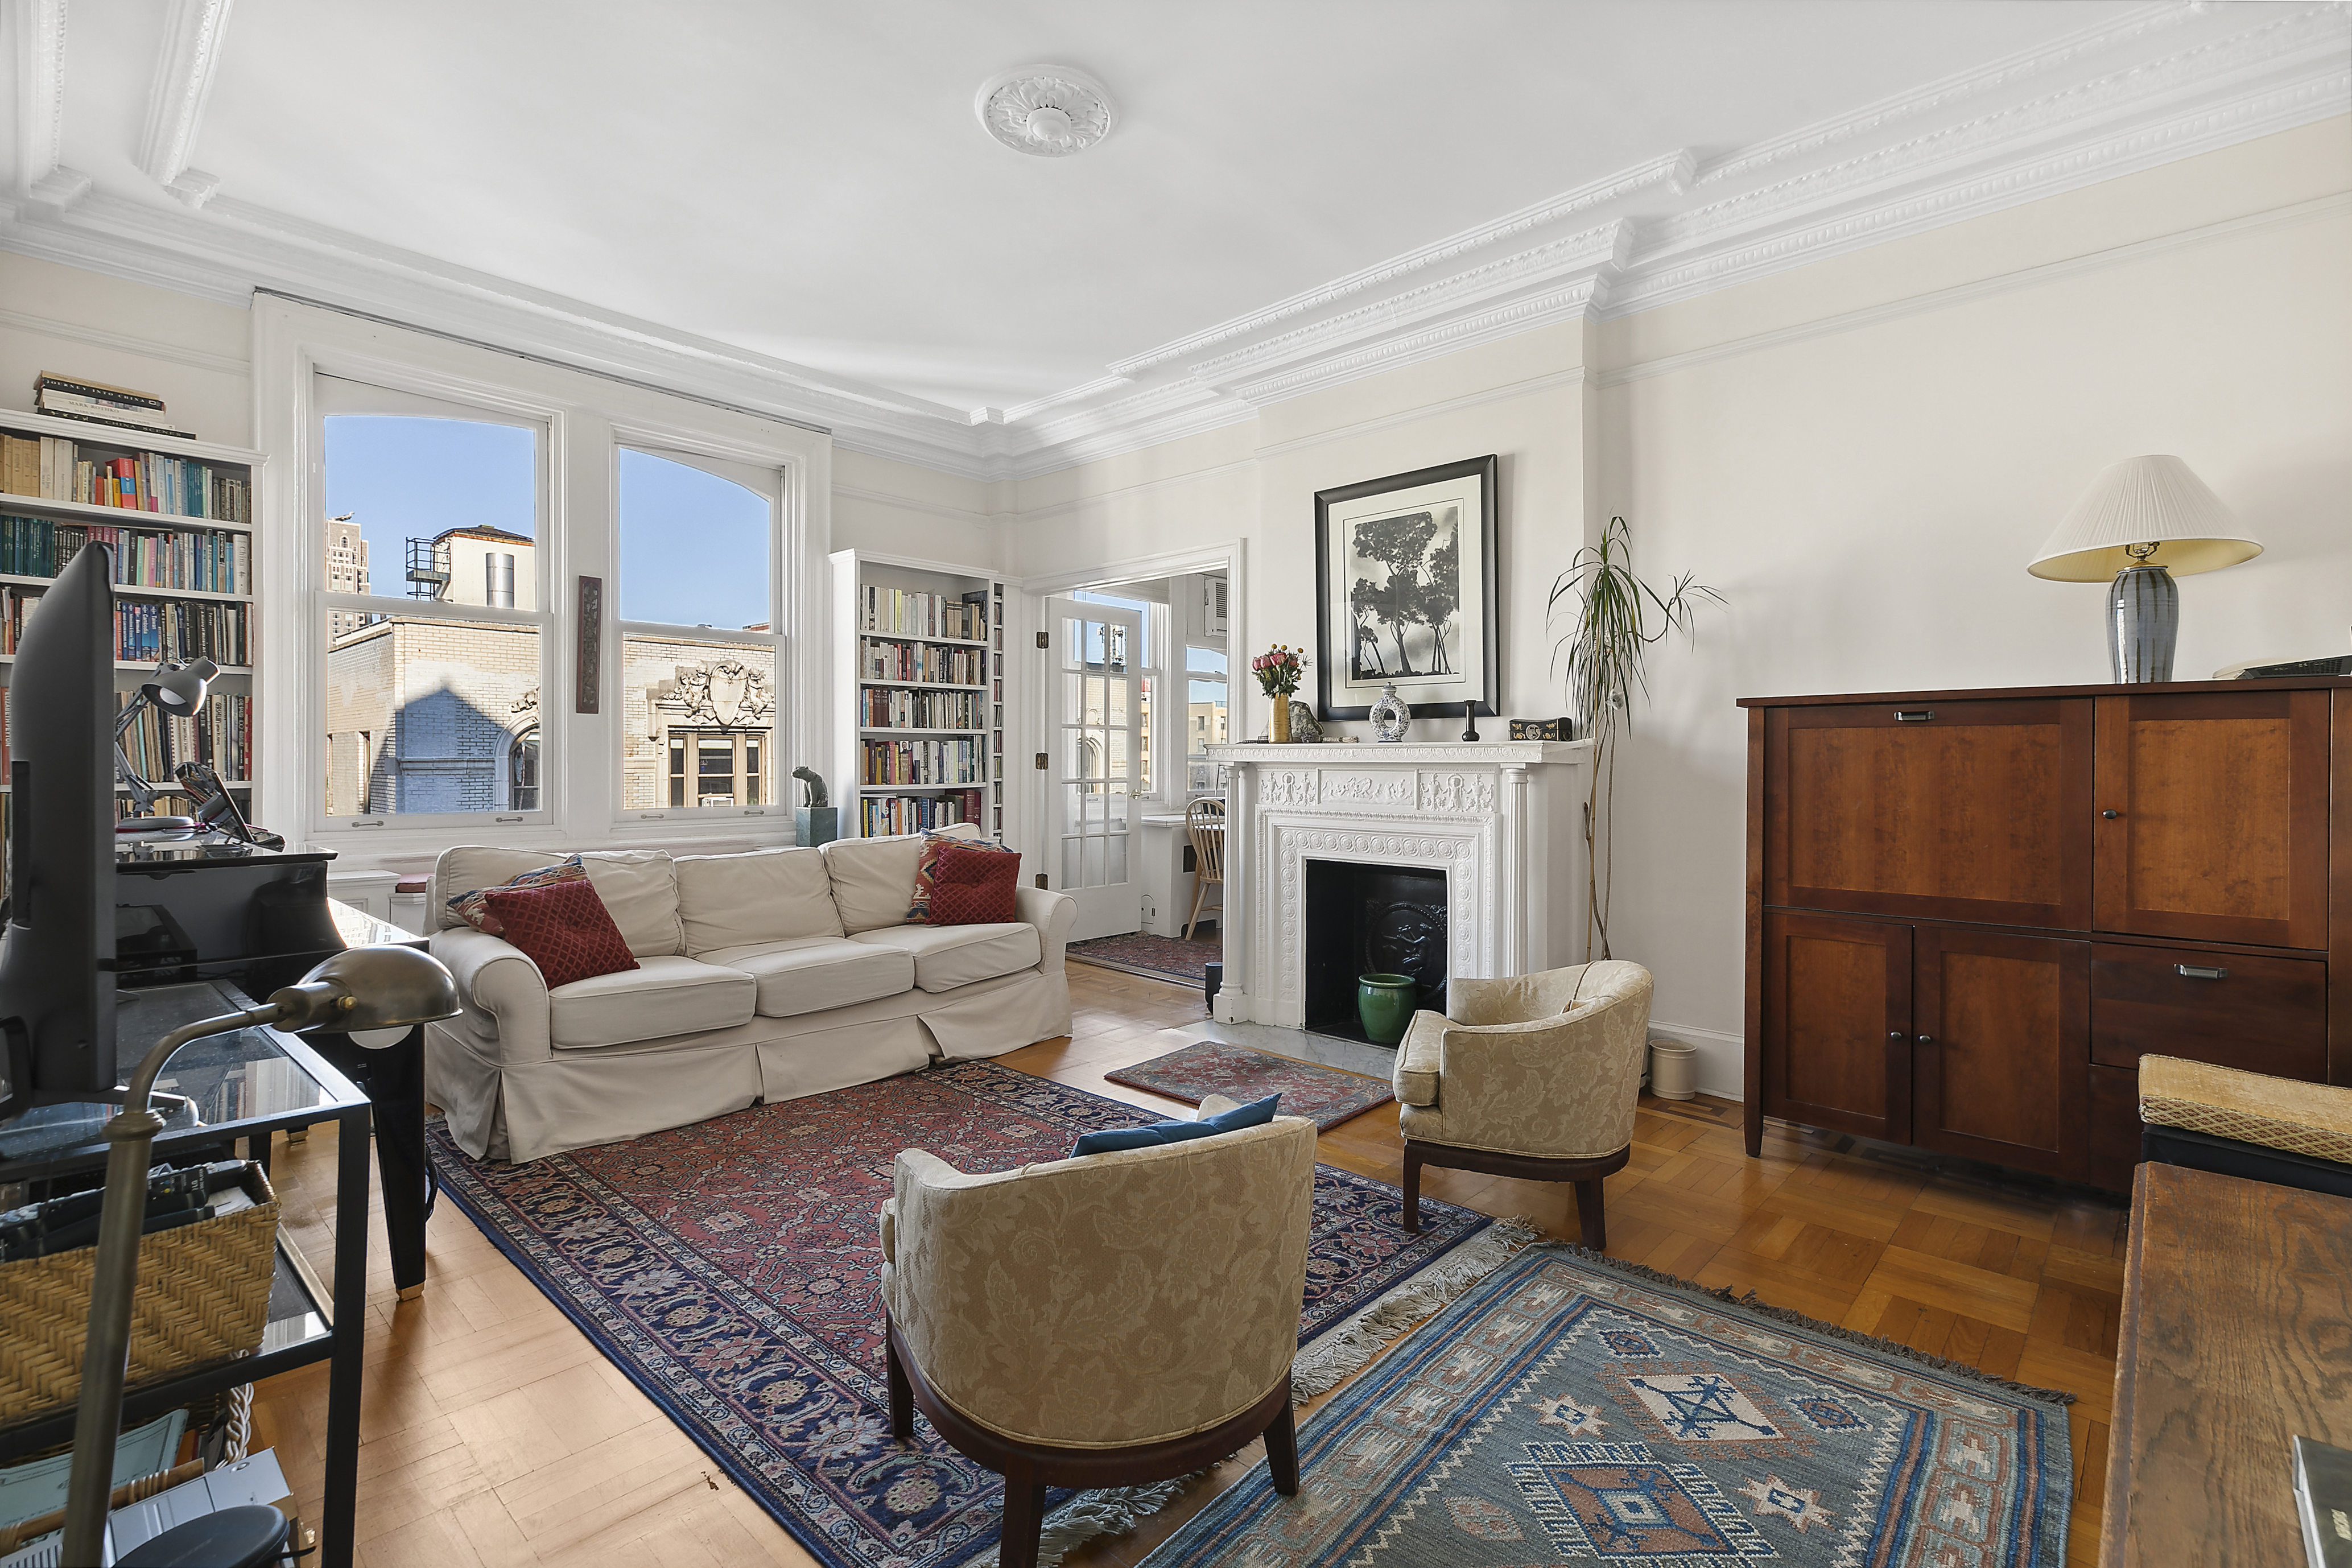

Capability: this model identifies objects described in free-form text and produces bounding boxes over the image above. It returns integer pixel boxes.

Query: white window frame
[256,296,831,866]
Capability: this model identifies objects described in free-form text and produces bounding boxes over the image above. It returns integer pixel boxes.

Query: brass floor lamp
[59,945,458,1568]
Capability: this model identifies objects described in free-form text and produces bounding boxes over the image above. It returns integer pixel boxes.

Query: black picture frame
[1313,454,1499,721]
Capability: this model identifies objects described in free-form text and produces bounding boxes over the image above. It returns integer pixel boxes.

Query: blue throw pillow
[1069,1095,1279,1158]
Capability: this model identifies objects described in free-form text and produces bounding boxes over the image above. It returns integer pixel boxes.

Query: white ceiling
[5,1,2346,474]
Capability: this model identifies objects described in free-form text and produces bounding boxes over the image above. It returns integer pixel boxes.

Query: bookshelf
[0,407,264,845]
[829,550,1006,840]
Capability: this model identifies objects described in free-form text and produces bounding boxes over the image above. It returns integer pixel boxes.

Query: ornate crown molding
[0,2,2341,482]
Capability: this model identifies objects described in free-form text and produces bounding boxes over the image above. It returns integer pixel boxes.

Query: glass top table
[0,977,368,1184]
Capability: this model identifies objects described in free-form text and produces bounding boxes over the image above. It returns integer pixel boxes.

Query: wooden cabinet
[1743,679,2350,1190]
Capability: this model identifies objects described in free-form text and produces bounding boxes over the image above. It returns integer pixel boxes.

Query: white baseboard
[1649,1020,1743,1103]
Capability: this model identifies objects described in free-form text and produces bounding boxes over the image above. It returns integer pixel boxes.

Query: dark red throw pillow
[926,841,1021,926]
[483,878,641,989]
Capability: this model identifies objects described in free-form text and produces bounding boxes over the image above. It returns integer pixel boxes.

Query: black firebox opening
[1302,859,1447,1046]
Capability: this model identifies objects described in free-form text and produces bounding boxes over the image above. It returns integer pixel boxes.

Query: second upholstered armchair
[879,1101,1316,1568]
[1392,960,1654,1247]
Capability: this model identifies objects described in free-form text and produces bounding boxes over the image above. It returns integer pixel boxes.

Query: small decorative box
[1508,717,1574,741]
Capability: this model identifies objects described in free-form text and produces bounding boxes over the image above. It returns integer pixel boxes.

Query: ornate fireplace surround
[1202,740,1593,1032]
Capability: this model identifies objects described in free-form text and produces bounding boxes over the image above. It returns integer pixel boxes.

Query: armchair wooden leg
[1402,1144,1425,1233]
[1261,1385,1299,1497]
[999,1473,1049,1568]
[1574,1178,1607,1253]
[885,1321,914,1444]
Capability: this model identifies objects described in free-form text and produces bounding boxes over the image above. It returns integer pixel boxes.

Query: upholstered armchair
[1392,960,1654,1247]
[878,1101,1316,1568]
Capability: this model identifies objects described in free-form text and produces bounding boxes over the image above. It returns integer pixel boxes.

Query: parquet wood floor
[248,963,2125,1567]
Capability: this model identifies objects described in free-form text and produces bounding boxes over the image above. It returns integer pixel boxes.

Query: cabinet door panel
[1913,927,2088,1179]
[1763,913,1910,1143]
[1768,699,2092,927]
[2093,691,2329,949]
[2086,1063,2141,1193]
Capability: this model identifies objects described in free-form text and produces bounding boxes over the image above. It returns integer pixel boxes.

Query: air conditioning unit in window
[1199,575,1228,638]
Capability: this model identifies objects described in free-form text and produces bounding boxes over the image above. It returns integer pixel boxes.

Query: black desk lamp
[114,658,219,831]
[59,945,460,1568]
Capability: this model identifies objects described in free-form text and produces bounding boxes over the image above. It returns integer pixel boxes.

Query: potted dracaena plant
[1549,516,1723,960]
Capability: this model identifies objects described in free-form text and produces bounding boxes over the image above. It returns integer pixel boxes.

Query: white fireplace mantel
[1203,740,1593,1030]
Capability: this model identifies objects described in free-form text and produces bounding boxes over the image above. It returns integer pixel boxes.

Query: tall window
[1186,645,1228,794]
[617,447,782,816]
[318,378,546,824]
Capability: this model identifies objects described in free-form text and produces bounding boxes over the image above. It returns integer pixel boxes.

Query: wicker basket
[0,1164,279,1425]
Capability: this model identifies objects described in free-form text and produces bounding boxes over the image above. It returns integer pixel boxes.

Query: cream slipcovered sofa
[424,824,1076,1163]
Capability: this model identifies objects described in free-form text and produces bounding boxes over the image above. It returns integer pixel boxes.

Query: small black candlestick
[1461,700,1481,742]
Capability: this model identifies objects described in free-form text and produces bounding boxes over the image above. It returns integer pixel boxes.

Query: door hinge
[1035,873,1049,890]
[1035,631,1049,649]
[1034,752,1048,770]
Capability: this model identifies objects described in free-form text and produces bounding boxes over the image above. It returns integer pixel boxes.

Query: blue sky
[324,417,771,629]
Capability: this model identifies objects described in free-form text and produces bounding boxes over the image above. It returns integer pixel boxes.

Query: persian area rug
[1064,932,1219,984]
[1104,1041,1394,1131]
[1139,1243,2074,1567]
[427,1059,1528,1568]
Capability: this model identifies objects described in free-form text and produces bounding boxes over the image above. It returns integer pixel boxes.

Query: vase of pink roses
[1252,644,1308,743]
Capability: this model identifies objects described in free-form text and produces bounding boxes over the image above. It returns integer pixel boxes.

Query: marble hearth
[1201,740,1594,1033]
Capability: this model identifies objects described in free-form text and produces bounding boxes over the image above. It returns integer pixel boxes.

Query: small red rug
[1066,931,1220,984]
[1104,1040,1395,1130]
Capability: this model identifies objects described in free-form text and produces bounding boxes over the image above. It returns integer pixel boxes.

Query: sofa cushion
[698,937,915,1018]
[909,831,1017,922]
[925,840,1022,926]
[579,850,684,958]
[822,824,985,934]
[674,847,844,955]
[848,921,1040,993]
[448,855,587,936]
[435,847,575,931]
[548,955,755,1050]
[484,878,640,990]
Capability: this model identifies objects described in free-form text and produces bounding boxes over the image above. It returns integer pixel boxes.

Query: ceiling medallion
[975,64,1116,157]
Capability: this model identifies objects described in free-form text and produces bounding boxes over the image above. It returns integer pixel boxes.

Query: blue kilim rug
[427,1061,1517,1568]
[1140,1243,2073,1566]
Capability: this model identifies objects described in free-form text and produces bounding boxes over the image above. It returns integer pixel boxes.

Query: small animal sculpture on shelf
[793,766,829,808]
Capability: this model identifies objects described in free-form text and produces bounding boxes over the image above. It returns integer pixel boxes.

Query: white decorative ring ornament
[975,65,1116,157]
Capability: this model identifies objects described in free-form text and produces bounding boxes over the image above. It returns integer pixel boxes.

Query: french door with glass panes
[1048,597,1144,940]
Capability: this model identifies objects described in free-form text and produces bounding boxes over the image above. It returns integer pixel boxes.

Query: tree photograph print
[1314,455,1497,721]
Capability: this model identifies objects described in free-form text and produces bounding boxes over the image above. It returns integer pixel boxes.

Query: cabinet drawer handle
[2101,809,2120,819]
[1893,710,1935,723]
[2175,964,2228,981]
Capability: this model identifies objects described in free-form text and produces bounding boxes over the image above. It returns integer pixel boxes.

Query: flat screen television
[0,543,119,1115]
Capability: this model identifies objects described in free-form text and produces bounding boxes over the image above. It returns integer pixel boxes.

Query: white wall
[0,251,253,444]
[1006,116,2352,1096]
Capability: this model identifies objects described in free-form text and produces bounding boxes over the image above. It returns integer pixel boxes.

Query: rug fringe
[1545,1243,2079,1408]
[1290,1216,1545,1402]
[964,1472,1204,1568]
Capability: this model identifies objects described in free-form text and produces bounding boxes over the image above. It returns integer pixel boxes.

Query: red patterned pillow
[926,841,1021,926]
[482,878,641,989]
[448,856,587,937]
[908,831,1018,922]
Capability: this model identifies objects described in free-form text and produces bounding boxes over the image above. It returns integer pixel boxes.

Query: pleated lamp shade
[2028,455,2261,581]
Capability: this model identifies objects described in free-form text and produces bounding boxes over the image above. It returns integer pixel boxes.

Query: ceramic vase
[1368,683,1409,742]
[1356,973,1416,1046]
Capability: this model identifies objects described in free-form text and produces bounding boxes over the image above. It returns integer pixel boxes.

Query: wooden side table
[2103,1162,2352,1564]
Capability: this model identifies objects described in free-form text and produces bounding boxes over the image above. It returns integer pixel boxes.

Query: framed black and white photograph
[1314,454,1499,721]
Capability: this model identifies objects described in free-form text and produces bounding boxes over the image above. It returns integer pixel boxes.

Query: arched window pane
[618,449,771,630]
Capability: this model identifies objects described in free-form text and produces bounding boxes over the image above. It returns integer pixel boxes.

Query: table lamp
[59,945,459,1568]
[2027,456,2261,682]
[114,657,220,829]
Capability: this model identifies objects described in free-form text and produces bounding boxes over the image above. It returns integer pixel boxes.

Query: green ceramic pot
[1356,973,1417,1046]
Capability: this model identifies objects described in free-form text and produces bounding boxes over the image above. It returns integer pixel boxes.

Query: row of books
[31,372,190,438]
[0,587,250,665]
[1,435,250,523]
[860,791,986,837]
[860,688,985,731]
[0,516,251,595]
[861,637,987,686]
[861,586,987,642]
[860,737,984,786]
[112,690,253,784]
